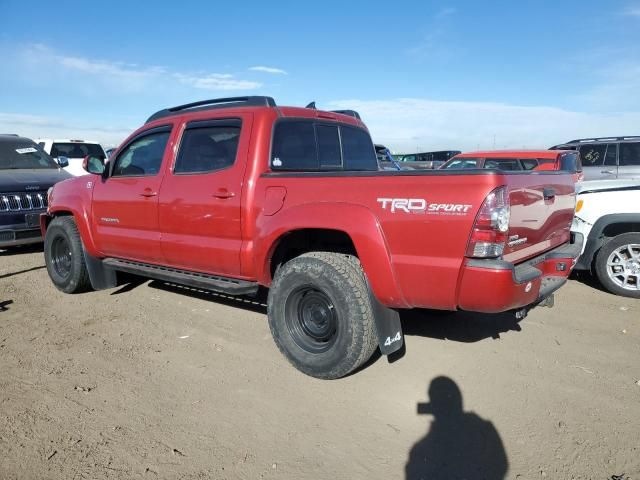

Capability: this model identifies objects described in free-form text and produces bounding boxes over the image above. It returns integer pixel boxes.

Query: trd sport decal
[377,198,472,215]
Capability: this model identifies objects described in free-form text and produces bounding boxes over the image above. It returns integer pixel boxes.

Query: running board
[102,258,259,296]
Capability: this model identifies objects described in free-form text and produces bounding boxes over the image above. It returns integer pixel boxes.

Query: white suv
[571,179,640,298]
[37,139,107,176]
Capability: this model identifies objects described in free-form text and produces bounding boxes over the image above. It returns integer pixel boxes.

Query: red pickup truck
[41,96,582,379]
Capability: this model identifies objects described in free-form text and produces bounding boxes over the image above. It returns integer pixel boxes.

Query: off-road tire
[44,216,92,294]
[267,252,378,379]
[594,232,640,299]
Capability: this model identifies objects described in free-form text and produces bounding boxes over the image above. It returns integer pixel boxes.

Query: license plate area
[25,213,40,228]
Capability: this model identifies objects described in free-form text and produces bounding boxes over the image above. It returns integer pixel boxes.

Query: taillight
[466,186,510,258]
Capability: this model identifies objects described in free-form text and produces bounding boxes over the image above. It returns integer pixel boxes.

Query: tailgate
[502,173,576,264]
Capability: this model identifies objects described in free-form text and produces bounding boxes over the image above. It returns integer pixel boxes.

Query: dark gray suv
[1,134,71,248]
[550,136,640,180]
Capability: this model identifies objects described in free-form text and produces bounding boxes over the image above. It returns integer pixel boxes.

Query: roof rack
[146,96,277,123]
[564,136,640,144]
[330,109,361,120]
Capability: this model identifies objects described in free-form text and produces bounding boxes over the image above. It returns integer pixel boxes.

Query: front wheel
[267,252,377,379]
[44,216,92,294]
[594,232,640,298]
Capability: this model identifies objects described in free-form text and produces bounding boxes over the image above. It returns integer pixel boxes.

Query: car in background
[571,179,640,298]
[396,150,461,169]
[440,150,583,182]
[105,147,117,158]
[375,144,403,170]
[37,139,107,176]
[550,136,640,180]
[1,134,71,248]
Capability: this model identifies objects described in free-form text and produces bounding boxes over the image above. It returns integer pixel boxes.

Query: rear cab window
[483,158,521,171]
[271,120,377,171]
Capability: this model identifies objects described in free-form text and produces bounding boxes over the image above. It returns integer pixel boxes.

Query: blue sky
[1,0,640,151]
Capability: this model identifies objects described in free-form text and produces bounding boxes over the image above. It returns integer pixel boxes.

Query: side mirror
[56,156,70,168]
[82,155,105,175]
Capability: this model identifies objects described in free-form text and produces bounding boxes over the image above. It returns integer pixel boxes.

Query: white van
[37,139,107,176]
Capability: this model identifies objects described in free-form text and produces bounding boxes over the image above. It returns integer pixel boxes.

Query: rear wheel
[267,252,377,379]
[594,233,640,298]
[44,216,92,293]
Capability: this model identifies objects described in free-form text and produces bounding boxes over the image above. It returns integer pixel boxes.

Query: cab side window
[112,130,170,177]
[175,120,241,174]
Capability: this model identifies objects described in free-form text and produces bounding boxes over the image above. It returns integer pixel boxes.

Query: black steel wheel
[285,286,338,354]
[44,216,92,294]
[267,252,377,379]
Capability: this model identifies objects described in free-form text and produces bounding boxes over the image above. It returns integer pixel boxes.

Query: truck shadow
[0,300,13,312]
[0,244,43,256]
[0,265,46,280]
[568,270,608,294]
[146,280,268,315]
[123,275,522,343]
[401,309,522,343]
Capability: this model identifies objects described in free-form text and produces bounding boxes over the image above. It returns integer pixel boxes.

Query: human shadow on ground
[405,376,508,480]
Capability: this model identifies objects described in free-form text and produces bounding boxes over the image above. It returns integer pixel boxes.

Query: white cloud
[174,73,262,91]
[249,66,288,75]
[20,44,261,92]
[0,112,131,147]
[328,98,640,153]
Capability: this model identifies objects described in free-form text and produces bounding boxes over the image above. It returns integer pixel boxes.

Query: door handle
[212,189,235,199]
[139,188,158,197]
[543,188,555,200]
[601,170,615,175]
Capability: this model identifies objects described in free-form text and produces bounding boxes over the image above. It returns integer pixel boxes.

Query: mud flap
[368,288,404,356]
[82,247,117,290]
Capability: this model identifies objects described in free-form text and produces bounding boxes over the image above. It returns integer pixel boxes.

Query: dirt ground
[1,245,639,480]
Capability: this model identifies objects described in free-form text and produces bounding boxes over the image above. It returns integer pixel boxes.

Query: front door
[158,115,252,276]
[91,125,173,262]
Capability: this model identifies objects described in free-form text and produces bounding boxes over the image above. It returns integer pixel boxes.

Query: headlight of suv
[47,186,54,205]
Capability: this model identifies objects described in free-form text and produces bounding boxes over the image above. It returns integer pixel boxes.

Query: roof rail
[146,96,277,123]
[330,109,361,120]
[0,133,19,136]
[564,136,640,144]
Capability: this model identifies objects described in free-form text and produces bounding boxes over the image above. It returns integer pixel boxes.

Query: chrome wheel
[606,243,640,291]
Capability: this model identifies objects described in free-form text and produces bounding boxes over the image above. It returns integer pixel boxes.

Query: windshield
[0,140,59,170]
[51,142,105,159]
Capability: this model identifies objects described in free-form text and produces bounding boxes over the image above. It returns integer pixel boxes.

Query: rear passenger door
[617,142,640,179]
[158,115,252,276]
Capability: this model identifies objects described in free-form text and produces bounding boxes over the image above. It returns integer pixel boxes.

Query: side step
[102,258,259,296]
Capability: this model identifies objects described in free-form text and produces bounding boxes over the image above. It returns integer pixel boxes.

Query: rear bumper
[456,233,584,313]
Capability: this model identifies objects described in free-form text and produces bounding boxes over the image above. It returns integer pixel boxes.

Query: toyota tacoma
[41,96,582,379]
